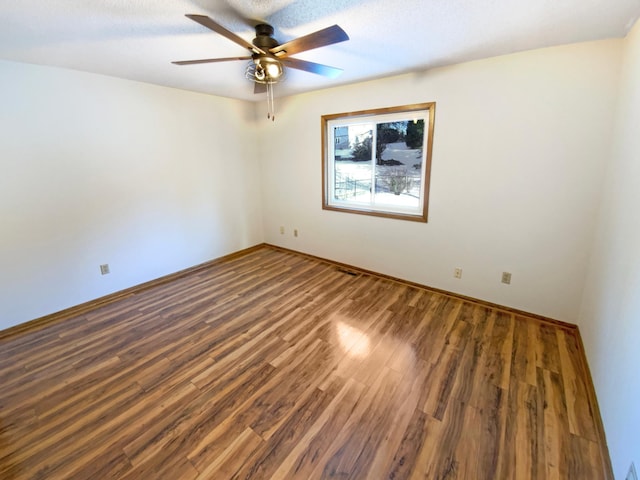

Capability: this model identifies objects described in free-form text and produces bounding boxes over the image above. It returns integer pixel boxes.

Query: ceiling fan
[173,14,349,119]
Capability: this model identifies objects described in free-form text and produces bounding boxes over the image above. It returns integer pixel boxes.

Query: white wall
[0,60,263,330]
[260,39,622,323]
[579,19,640,479]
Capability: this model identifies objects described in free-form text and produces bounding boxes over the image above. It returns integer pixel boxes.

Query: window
[322,103,435,222]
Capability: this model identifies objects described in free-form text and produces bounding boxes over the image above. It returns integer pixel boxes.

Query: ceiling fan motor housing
[253,24,279,50]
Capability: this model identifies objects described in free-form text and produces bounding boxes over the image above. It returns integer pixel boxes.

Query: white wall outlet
[100,264,110,275]
[454,268,462,279]
[502,272,512,284]
[627,463,638,480]
[279,226,284,235]
[294,229,298,237]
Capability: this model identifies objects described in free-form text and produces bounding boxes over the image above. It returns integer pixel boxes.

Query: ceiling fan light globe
[266,62,283,79]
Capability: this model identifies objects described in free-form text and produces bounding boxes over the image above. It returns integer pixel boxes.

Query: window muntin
[322,103,435,222]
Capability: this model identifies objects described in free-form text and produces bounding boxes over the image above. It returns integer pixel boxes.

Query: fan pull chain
[267,81,275,121]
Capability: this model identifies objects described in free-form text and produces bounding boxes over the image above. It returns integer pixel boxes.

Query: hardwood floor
[0,246,609,479]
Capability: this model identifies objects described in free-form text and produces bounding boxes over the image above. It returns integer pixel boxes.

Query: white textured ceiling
[1,0,639,101]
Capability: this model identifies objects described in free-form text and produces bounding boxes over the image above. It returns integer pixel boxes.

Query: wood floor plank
[540,367,571,480]
[384,407,432,479]
[451,382,508,480]
[306,366,405,479]
[498,380,541,479]
[228,380,343,480]
[512,316,538,386]
[368,358,431,476]
[536,323,562,373]
[407,415,448,479]
[193,426,263,479]
[556,328,599,442]
[0,245,610,479]
[422,345,465,420]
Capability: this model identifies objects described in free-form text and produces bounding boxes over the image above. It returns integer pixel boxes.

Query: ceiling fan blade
[270,25,348,57]
[254,82,267,94]
[185,14,266,55]
[281,57,343,79]
[172,56,251,66]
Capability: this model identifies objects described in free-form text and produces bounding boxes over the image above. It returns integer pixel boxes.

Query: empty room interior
[1,1,639,479]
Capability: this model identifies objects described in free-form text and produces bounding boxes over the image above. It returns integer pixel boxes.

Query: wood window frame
[321,102,436,222]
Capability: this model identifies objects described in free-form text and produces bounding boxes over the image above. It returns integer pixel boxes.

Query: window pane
[373,120,424,209]
[333,124,373,203]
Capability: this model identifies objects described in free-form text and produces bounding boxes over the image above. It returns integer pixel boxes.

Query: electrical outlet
[279,226,284,235]
[627,463,638,480]
[502,272,512,284]
[454,268,462,279]
[294,229,298,237]
[100,264,110,275]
